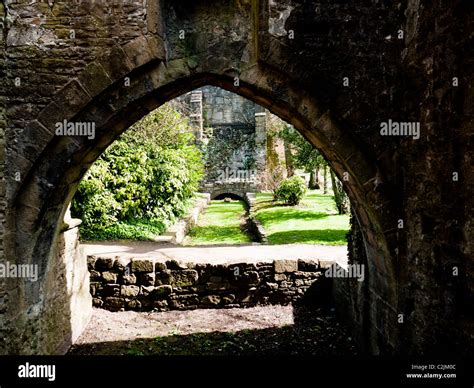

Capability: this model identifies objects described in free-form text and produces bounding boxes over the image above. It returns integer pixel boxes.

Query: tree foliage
[71,102,204,240]
[271,116,350,214]
[277,124,326,173]
[275,175,308,206]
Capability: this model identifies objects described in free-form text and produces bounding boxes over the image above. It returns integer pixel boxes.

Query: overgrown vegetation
[274,175,307,205]
[72,102,204,240]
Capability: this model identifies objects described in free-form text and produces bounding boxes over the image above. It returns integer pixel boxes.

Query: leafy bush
[71,102,204,240]
[275,175,308,205]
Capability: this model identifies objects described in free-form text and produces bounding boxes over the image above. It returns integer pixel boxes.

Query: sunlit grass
[254,190,349,245]
[184,200,251,245]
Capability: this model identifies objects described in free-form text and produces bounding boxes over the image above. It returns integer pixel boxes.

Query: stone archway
[210,189,251,201]
[7,55,391,355]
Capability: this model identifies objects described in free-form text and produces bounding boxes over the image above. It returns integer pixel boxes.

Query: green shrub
[71,102,204,240]
[275,175,307,205]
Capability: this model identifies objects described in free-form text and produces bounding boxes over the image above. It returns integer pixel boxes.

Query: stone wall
[161,193,210,244]
[0,0,7,344]
[245,192,268,243]
[89,256,325,312]
[202,85,261,127]
[41,215,92,354]
[333,211,370,352]
[182,86,268,195]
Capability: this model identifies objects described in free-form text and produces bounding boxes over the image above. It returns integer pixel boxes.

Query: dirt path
[69,306,357,356]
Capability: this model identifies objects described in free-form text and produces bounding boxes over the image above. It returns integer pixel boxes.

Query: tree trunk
[309,168,320,189]
[283,138,294,177]
[330,169,348,214]
[323,165,327,194]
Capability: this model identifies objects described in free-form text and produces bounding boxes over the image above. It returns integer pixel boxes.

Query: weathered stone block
[140,286,155,296]
[102,271,118,284]
[89,270,101,281]
[280,281,291,289]
[266,282,279,291]
[131,258,154,273]
[87,256,97,271]
[145,36,166,60]
[121,285,140,298]
[78,61,113,97]
[274,260,298,273]
[207,282,231,291]
[127,300,142,310]
[122,273,137,285]
[152,300,169,310]
[104,297,125,310]
[123,35,155,68]
[275,273,287,282]
[103,284,120,297]
[242,271,260,285]
[37,101,62,130]
[155,262,167,272]
[52,80,91,118]
[298,259,320,272]
[99,44,134,81]
[138,272,155,286]
[201,295,221,306]
[95,257,115,271]
[89,282,99,296]
[155,270,172,285]
[151,285,173,299]
[170,270,199,287]
[293,271,314,279]
[114,257,130,273]
[169,294,199,309]
[92,298,104,308]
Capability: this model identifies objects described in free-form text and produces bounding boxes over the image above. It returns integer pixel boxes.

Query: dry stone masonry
[89,256,324,312]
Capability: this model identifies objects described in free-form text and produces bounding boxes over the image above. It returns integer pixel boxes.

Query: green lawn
[184,200,251,245]
[254,190,349,245]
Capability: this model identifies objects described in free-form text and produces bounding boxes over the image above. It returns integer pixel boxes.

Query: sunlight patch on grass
[184,200,251,245]
[254,190,349,245]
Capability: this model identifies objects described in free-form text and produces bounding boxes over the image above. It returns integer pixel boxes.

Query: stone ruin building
[180,86,272,200]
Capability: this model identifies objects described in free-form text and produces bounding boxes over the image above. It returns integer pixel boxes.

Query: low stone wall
[245,192,268,243]
[88,256,326,311]
[161,194,210,244]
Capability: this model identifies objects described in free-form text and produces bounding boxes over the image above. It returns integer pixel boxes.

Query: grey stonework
[89,256,324,312]
[181,85,268,198]
[0,1,471,355]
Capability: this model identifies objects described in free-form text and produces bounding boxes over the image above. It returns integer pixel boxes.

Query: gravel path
[81,241,348,267]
